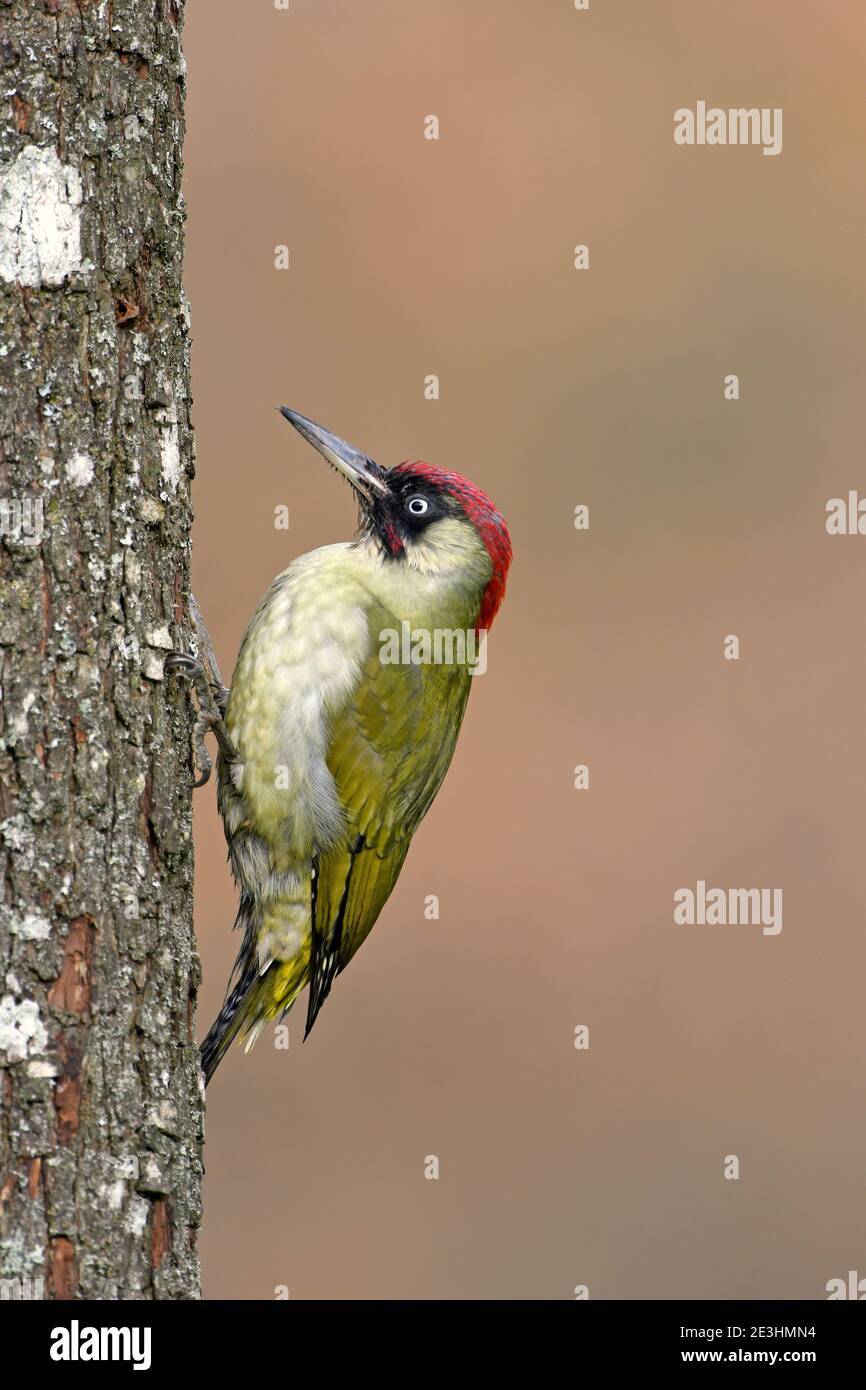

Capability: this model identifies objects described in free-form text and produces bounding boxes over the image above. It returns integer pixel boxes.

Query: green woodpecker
[183,409,511,1084]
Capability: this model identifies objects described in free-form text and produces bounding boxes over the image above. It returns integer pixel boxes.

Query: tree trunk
[0,0,201,1300]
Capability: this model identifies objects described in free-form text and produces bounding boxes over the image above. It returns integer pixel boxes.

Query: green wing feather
[306,601,473,1031]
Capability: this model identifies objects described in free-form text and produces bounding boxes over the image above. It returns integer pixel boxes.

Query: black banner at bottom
[2,1297,860,1374]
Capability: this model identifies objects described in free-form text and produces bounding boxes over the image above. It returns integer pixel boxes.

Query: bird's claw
[166,649,238,789]
[192,723,214,789]
[166,654,214,787]
[164,652,200,679]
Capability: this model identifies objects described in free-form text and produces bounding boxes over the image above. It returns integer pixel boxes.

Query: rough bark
[0,0,201,1299]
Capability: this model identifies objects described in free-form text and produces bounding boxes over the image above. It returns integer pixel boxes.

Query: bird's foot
[165,646,238,789]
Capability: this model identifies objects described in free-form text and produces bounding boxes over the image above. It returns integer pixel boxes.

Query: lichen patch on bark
[0,146,83,288]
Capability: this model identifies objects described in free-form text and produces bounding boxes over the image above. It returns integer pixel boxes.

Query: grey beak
[278,407,389,498]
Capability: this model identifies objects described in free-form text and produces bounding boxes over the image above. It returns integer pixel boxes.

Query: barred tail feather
[200,941,312,1086]
[200,957,259,1086]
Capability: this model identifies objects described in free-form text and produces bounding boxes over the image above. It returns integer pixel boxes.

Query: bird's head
[280,407,511,628]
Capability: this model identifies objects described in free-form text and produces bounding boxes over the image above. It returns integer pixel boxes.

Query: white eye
[407,496,429,517]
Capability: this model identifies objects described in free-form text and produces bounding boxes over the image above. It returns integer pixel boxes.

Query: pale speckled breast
[225,545,372,858]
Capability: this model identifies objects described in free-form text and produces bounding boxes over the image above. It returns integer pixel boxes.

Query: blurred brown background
[183,0,866,1298]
